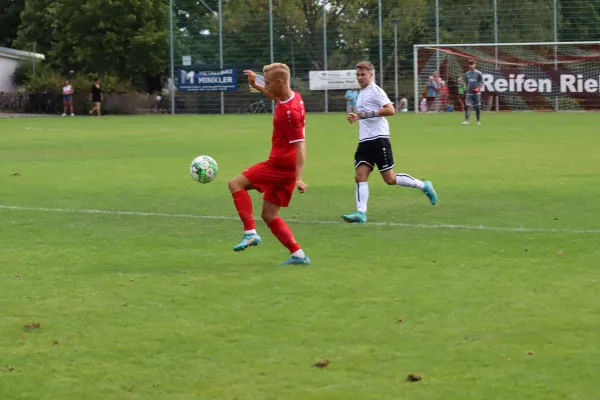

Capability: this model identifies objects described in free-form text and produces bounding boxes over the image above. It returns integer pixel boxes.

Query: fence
[165,0,600,114]
[0,91,168,115]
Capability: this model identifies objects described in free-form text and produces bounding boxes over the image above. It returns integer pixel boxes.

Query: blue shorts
[63,94,73,101]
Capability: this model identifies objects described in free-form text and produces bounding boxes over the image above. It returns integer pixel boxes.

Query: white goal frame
[413,41,600,113]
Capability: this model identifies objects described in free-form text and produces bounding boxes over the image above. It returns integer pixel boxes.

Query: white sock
[244,229,257,235]
[396,174,425,190]
[356,182,369,212]
[292,249,306,258]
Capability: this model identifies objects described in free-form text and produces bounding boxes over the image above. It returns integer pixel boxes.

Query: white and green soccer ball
[190,155,219,183]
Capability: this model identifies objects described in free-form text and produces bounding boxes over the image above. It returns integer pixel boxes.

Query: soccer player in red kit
[228,63,310,265]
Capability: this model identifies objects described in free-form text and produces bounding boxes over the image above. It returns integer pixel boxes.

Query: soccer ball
[190,155,219,183]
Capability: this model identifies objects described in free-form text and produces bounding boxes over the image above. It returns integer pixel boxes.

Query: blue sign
[176,68,238,92]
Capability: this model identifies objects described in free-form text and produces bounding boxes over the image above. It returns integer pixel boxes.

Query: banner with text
[481,71,600,95]
[176,68,238,92]
[417,47,600,110]
[309,70,361,90]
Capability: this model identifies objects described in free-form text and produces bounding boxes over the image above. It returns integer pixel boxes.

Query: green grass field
[1,112,600,399]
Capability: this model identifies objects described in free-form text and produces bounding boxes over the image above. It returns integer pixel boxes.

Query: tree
[0,0,25,48]
[15,0,168,89]
[13,0,54,54]
[558,0,600,42]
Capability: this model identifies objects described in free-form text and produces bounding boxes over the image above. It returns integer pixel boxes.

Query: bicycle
[0,92,14,112]
[238,99,270,114]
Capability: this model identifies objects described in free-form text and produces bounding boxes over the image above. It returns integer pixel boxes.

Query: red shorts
[242,161,296,207]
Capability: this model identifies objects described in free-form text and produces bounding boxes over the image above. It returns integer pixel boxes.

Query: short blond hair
[355,61,374,71]
[263,63,291,85]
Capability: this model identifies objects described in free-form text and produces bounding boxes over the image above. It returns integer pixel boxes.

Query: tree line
[0,0,598,93]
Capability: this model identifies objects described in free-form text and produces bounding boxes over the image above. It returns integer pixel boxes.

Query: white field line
[1,204,599,234]
[25,126,61,132]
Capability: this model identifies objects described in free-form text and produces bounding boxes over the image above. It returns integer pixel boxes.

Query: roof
[0,46,45,61]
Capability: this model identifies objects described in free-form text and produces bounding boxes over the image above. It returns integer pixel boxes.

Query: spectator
[433,71,443,110]
[62,80,74,116]
[154,94,163,113]
[457,77,466,112]
[420,94,428,113]
[433,71,442,86]
[89,78,103,116]
[439,80,449,110]
[344,88,358,113]
[426,76,438,111]
[399,94,408,112]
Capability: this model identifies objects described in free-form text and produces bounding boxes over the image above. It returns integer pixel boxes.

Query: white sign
[182,56,192,66]
[249,74,265,92]
[309,70,360,90]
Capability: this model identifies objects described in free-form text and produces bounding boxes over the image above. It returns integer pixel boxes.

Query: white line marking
[25,126,61,132]
[0,204,599,234]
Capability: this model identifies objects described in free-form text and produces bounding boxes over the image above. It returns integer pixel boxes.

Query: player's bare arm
[347,103,395,124]
[243,69,275,100]
[294,141,307,193]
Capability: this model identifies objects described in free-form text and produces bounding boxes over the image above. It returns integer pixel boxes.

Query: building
[0,46,45,92]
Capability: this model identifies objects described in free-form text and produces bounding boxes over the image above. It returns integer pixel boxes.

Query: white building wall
[0,56,19,92]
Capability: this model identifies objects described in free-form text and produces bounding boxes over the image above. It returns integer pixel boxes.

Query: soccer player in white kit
[341,61,438,224]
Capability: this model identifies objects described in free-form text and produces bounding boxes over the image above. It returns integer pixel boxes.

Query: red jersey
[267,91,306,170]
[440,86,449,101]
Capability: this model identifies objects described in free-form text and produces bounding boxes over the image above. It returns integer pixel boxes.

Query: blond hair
[263,63,291,85]
[355,61,375,71]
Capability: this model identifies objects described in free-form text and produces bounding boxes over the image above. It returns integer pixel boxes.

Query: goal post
[413,41,600,113]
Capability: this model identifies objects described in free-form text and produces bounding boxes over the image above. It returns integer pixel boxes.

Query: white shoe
[477,121,481,125]
[461,121,470,125]
[61,113,66,116]
[71,114,75,117]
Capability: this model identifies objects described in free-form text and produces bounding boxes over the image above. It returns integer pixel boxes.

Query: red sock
[232,190,255,231]
[267,217,301,253]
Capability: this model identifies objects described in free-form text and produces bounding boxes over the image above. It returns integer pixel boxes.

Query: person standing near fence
[426,76,438,112]
[439,80,449,110]
[89,78,103,116]
[457,77,466,112]
[399,94,408,112]
[62,80,74,116]
[345,89,358,113]
[420,94,428,112]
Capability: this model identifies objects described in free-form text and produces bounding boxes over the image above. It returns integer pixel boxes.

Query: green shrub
[11,60,53,87]
[15,65,137,94]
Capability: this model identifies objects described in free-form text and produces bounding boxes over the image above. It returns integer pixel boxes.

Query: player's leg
[62,98,67,116]
[69,99,74,116]
[463,94,472,124]
[96,102,102,116]
[378,140,438,206]
[381,169,437,205]
[228,173,262,252]
[342,141,372,223]
[474,94,481,124]
[261,199,310,265]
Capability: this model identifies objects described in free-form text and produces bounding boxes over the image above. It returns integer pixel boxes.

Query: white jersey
[356,83,392,142]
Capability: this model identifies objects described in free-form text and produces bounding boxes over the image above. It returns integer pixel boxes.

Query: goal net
[413,41,600,113]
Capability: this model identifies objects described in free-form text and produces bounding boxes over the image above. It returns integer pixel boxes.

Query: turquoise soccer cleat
[341,211,367,223]
[423,181,438,206]
[281,255,311,265]
[233,233,262,252]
